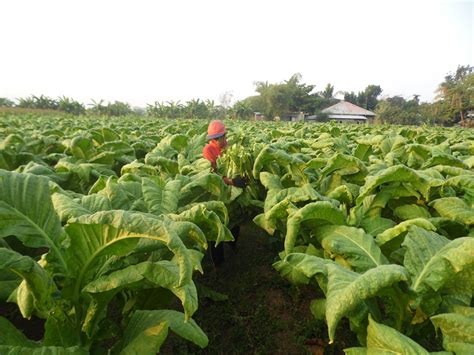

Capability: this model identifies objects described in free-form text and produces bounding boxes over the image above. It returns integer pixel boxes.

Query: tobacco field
[0,112,473,354]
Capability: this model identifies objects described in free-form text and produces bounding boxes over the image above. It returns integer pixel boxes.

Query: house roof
[322,101,375,116]
[328,114,367,120]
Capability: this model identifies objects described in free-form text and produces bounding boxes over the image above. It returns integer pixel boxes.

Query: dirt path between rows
[162,223,356,354]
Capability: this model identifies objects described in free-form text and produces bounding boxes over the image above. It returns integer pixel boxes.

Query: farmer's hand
[232,176,248,188]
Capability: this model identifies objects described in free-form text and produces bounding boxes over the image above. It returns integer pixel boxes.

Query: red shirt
[203,140,222,171]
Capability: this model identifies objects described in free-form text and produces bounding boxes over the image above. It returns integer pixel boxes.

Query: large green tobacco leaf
[81,194,111,213]
[327,185,354,204]
[0,148,18,171]
[0,249,56,318]
[121,320,169,355]
[121,161,160,176]
[284,201,345,254]
[144,155,179,176]
[431,311,474,353]
[0,316,37,346]
[0,170,68,271]
[393,204,431,220]
[353,143,373,162]
[359,216,396,236]
[68,136,96,160]
[344,316,430,354]
[55,160,115,182]
[179,173,230,205]
[157,134,189,154]
[465,156,474,169]
[349,182,426,227]
[259,172,284,191]
[0,346,88,354]
[254,189,318,235]
[378,135,407,156]
[430,197,474,226]
[375,218,436,247]
[177,200,229,225]
[142,177,181,215]
[97,141,134,160]
[66,211,194,304]
[348,193,392,225]
[421,153,468,170]
[97,178,134,210]
[254,199,297,236]
[51,192,92,222]
[429,217,469,239]
[0,134,25,151]
[252,145,305,179]
[319,153,368,180]
[443,174,474,194]
[403,230,474,294]
[273,253,330,285]
[0,270,20,301]
[120,310,208,351]
[17,162,68,185]
[326,264,409,343]
[263,184,325,213]
[89,127,120,144]
[171,204,231,246]
[402,226,448,292]
[356,165,429,205]
[84,260,198,319]
[433,165,474,178]
[314,225,388,272]
[405,144,432,168]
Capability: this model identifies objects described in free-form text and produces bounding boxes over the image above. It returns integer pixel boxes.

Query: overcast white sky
[1,0,472,107]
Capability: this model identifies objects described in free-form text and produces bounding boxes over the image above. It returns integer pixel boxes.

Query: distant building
[254,112,265,121]
[306,101,375,123]
[282,111,305,122]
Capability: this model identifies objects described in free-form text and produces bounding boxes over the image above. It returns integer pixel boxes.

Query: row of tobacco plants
[0,112,473,353]
[0,113,248,353]
[246,123,474,353]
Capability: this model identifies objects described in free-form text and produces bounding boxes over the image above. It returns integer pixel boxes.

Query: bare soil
[161,223,358,354]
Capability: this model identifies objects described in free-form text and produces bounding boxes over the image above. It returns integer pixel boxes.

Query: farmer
[203,120,246,266]
[203,120,247,187]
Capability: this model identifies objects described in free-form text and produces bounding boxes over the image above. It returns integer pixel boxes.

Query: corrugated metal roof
[322,101,375,116]
[328,114,367,120]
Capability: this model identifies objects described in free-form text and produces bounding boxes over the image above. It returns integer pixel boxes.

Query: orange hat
[207,120,226,139]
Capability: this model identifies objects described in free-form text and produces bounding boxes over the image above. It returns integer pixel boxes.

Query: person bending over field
[203,120,246,267]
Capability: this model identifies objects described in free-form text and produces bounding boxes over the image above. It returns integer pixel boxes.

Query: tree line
[0,65,472,126]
